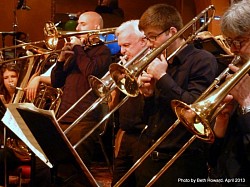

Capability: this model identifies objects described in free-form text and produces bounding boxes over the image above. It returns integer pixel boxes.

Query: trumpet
[44,21,117,50]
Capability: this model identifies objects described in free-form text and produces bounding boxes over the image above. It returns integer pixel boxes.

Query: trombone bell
[171,57,250,144]
[88,75,113,98]
[109,63,139,97]
[171,100,215,143]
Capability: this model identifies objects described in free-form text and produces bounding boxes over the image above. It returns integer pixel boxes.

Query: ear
[169,27,178,37]
[96,25,100,29]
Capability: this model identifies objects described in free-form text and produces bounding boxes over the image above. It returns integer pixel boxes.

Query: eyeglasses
[144,28,170,42]
[225,37,250,50]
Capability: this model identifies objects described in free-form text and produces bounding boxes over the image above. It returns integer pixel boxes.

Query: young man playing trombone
[135,4,218,187]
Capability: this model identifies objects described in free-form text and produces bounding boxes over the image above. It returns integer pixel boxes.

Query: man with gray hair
[209,1,250,186]
[110,19,148,187]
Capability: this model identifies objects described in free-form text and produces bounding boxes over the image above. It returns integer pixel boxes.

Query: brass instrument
[68,47,150,147]
[113,5,216,187]
[88,55,128,99]
[0,48,59,65]
[144,55,243,186]
[59,47,149,135]
[0,23,117,64]
[115,56,244,187]
[1,39,62,113]
[44,21,117,50]
[15,39,50,54]
[32,84,63,114]
[109,6,215,98]
[171,56,245,142]
[0,40,45,52]
[11,51,59,103]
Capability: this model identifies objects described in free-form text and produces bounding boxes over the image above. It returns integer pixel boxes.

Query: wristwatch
[239,105,250,115]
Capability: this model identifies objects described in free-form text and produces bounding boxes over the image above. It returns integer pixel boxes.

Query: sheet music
[1,103,53,168]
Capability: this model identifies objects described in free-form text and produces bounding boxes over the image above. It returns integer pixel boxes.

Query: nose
[147,40,154,48]
[8,78,14,85]
[120,47,126,55]
[76,24,80,31]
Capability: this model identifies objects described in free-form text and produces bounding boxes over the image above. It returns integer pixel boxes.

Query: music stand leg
[3,126,8,187]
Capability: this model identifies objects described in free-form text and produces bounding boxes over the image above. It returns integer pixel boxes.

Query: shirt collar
[171,44,195,65]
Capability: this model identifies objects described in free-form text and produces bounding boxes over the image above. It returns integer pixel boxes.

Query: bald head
[76,11,104,31]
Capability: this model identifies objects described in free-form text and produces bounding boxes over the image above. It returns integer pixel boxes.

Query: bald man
[51,11,112,186]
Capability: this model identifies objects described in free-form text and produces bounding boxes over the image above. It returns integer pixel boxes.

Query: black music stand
[13,104,99,187]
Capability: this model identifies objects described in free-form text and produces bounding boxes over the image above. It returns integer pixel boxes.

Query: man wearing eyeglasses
[209,1,250,186]
[135,4,218,187]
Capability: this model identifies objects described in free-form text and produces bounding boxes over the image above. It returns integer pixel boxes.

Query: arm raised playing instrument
[113,5,217,187]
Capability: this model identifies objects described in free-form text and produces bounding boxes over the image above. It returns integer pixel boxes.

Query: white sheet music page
[1,103,53,168]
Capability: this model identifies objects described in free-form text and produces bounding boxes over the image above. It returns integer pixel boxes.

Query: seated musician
[50,11,112,186]
[135,4,218,187]
[209,1,250,186]
[0,62,51,187]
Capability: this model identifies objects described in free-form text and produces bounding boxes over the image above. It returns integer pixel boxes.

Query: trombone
[0,42,59,65]
[58,47,149,134]
[146,55,243,186]
[44,21,117,50]
[113,5,216,187]
[143,56,250,186]
[109,5,215,98]
[0,40,45,51]
[0,22,117,63]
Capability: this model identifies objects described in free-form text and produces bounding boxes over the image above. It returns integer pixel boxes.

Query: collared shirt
[51,44,112,123]
[143,44,218,152]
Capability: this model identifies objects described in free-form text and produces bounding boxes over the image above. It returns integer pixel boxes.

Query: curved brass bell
[171,57,250,143]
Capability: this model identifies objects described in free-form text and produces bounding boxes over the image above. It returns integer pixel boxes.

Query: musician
[0,62,20,185]
[136,4,218,186]
[0,62,51,187]
[110,20,147,187]
[50,11,112,185]
[0,62,20,103]
[209,1,250,186]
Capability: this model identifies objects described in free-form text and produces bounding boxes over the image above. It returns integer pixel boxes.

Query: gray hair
[221,0,250,38]
[115,20,144,38]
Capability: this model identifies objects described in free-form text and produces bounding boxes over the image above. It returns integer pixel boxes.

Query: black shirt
[143,44,218,152]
